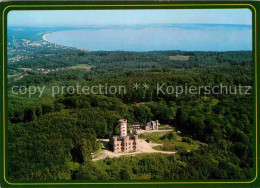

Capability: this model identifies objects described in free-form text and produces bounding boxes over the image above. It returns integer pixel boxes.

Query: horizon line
[8,23,252,28]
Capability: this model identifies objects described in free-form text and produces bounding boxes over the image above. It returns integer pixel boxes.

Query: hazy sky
[8,9,252,27]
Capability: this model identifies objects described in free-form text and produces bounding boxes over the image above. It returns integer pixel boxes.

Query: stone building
[129,124,142,134]
[110,119,138,153]
[145,120,160,130]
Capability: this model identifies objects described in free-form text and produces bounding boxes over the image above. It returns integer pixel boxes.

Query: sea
[44,24,252,51]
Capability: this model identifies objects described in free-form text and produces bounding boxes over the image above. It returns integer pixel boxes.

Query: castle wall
[111,135,137,153]
[122,138,137,152]
[113,139,122,153]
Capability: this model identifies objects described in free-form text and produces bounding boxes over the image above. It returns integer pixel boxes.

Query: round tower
[119,119,127,137]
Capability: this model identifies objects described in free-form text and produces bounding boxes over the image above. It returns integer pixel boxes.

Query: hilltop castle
[109,119,138,153]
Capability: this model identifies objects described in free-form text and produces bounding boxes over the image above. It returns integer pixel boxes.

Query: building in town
[110,119,138,153]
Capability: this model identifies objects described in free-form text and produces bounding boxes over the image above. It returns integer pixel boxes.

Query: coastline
[42,31,91,52]
[42,33,50,42]
[42,32,69,47]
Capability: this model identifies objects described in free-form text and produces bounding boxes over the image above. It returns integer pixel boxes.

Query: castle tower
[119,119,127,137]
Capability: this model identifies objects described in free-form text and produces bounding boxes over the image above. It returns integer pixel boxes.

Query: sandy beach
[42,33,49,41]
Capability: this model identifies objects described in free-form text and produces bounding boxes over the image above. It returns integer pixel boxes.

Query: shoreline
[42,31,90,52]
[42,33,51,43]
[42,32,76,49]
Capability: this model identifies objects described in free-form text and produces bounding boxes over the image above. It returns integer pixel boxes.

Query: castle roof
[119,119,127,123]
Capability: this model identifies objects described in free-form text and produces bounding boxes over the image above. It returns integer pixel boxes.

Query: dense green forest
[7,28,254,181]
[8,50,252,76]
[8,67,253,181]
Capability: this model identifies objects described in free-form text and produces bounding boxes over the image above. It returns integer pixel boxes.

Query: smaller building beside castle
[130,120,160,133]
[129,124,142,134]
[110,119,138,153]
[145,120,160,130]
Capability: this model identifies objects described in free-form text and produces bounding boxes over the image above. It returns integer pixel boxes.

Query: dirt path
[92,138,176,162]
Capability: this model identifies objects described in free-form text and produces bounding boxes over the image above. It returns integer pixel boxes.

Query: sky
[8,9,252,27]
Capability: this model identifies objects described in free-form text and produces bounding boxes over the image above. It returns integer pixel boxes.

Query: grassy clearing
[139,131,199,152]
[169,55,190,61]
[68,64,93,70]
[158,124,172,130]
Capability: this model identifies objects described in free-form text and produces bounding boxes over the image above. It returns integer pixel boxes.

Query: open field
[139,131,200,152]
[67,64,93,70]
[169,55,190,61]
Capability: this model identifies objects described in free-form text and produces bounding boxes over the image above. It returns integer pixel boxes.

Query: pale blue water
[45,24,252,51]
